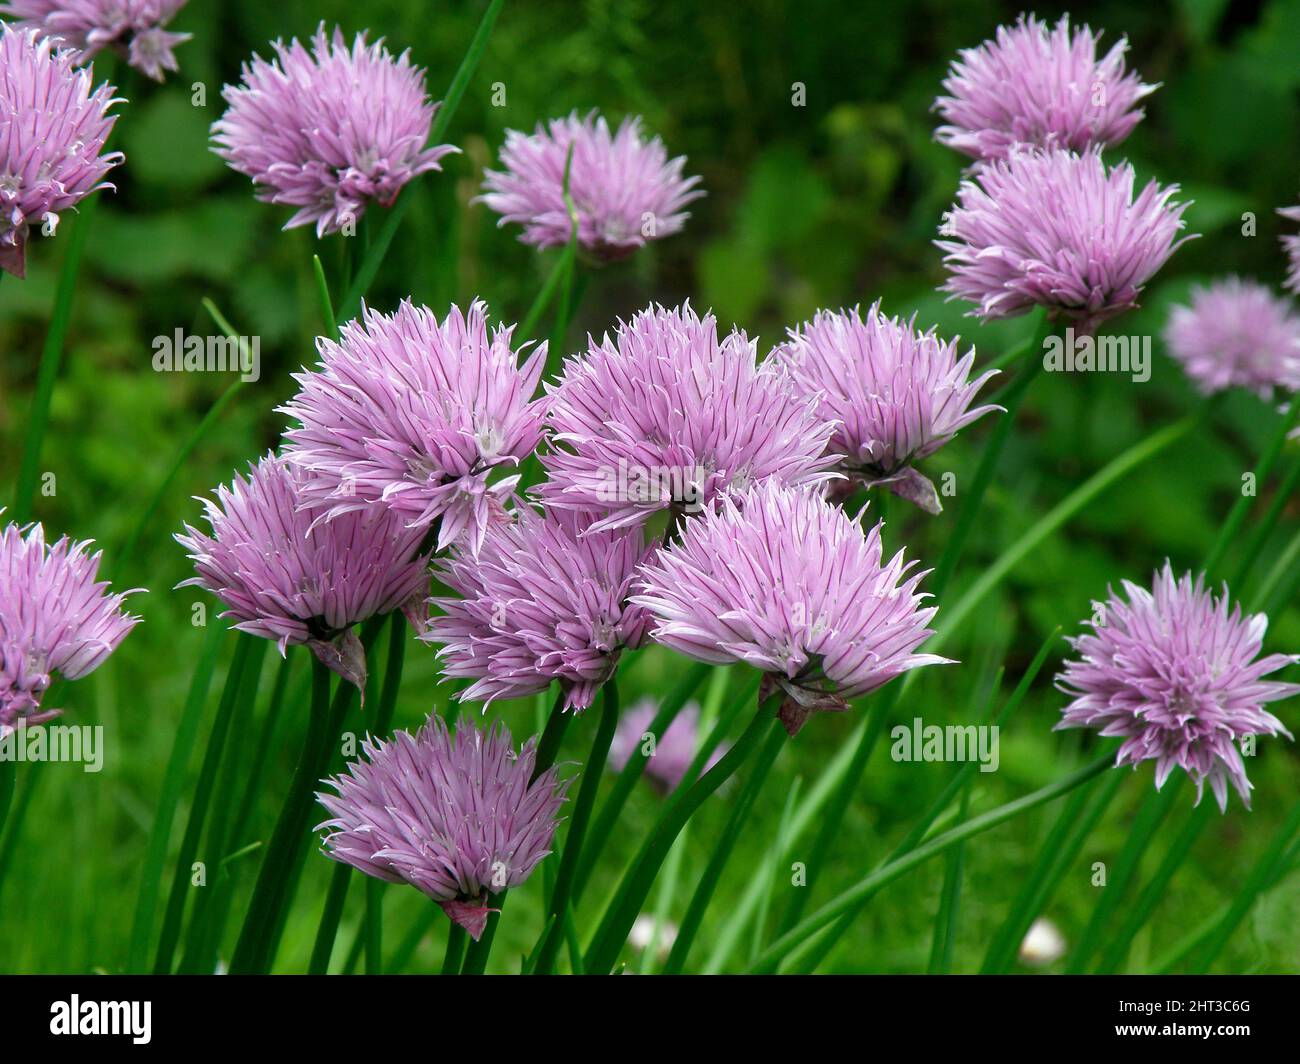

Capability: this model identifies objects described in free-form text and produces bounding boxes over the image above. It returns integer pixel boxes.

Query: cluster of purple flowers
[7,7,1297,961]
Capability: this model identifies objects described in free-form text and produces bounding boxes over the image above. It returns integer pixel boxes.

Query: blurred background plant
[1,0,1298,974]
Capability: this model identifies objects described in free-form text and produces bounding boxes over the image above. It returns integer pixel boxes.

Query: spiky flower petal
[1163,277,1300,398]
[424,507,650,712]
[0,24,120,278]
[0,514,141,733]
[176,454,430,690]
[938,147,1192,331]
[771,302,1000,513]
[633,481,949,735]
[317,717,568,939]
[280,299,547,556]
[479,110,703,261]
[1279,204,1300,296]
[1056,564,1298,811]
[934,14,1155,162]
[540,302,839,532]
[212,24,456,236]
[1,0,190,81]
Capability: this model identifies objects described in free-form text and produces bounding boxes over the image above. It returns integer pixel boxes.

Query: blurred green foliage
[1,0,1299,974]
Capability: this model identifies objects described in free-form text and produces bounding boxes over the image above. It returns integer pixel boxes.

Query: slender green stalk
[747,755,1115,973]
[228,657,334,974]
[1232,455,1300,591]
[177,638,268,972]
[1187,797,1300,973]
[389,906,439,974]
[929,344,1048,597]
[585,695,785,975]
[533,679,619,974]
[118,298,249,566]
[750,776,803,965]
[980,768,1126,973]
[1203,400,1300,577]
[771,630,1056,974]
[573,660,711,901]
[1065,775,1184,973]
[12,199,96,523]
[365,880,384,974]
[662,721,788,973]
[927,668,1004,974]
[1094,800,1214,973]
[0,761,14,863]
[312,254,341,342]
[985,308,1048,372]
[1257,522,1300,614]
[185,648,295,975]
[337,0,505,323]
[1153,833,1300,973]
[441,923,467,974]
[154,636,253,973]
[309,865,354,975]
[933,408,1206,650]
[772,685,895,939]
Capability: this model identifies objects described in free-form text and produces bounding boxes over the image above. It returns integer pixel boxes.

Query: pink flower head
[633,481,950,736]
[0,513,142,734]
[0,0,190,81]
[539,302,839,533]
[934,14,1155,162]
[212,24,457,237]
[0,24,121,278]
[771,302,1001,514]
[424,507,651,713]
[938,147,1192,331]
[280,299,547,556]
[176,454,430,691]
[317,716,568,940]
[1163,277,1300,398]
[1279,203,1300,296]
[1056,564,1298,811]
[478,110,703,262]
[608,697,722,793]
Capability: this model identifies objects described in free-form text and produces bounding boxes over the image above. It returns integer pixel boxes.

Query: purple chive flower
[771,302,1001,515]
[608,698,723,793]
[1279,204,1300,296]
[938,148,1192,332]
[1056,564,1298,811]
[1163,277,1300,398]
[176,454,430,691]
[424,507,651,713]
[479,110,703,262]
[280,299,547,556]
[1,0,190,81]
[0,24,121,278]
[934,13,1155,163]
[317,716,568,940]
[540,302,839,533]
[0,514,141,734]
[212,24,457,237]
[633,481,949,736]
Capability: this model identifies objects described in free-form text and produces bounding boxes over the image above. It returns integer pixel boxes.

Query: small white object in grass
[629,914,678,958]
[1018,916,1067,967]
